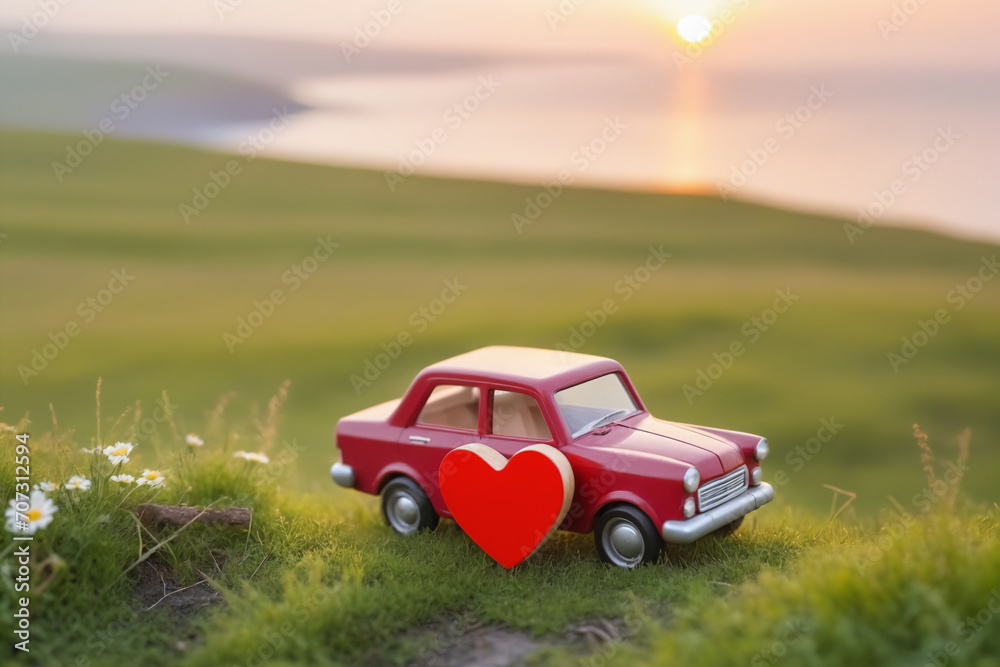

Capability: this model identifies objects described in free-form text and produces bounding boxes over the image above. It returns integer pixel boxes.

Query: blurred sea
[2,31,997,243]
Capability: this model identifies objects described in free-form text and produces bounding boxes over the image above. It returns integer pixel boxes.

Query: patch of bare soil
[133,560,223,617]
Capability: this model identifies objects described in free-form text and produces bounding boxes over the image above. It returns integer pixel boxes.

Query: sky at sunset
[2,0,998,240]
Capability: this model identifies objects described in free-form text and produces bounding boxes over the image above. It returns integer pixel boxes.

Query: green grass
[1,407,998,666]
[1,128,1000,665]
[0,396,802,666]
[566,508,1000,667]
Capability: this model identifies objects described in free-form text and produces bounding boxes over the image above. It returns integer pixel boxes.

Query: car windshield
[555,373,639,438]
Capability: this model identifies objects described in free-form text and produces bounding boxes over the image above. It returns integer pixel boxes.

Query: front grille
[697,465,748,512]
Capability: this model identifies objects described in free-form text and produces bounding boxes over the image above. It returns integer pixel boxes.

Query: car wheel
[594,504,662,568]
[381,477,439,535]
[713,516,745,536]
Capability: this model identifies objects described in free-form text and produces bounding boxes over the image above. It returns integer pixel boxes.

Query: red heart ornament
[439,443,574,569]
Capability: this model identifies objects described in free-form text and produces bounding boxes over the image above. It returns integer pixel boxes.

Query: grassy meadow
[1,127,999,665]
[1,128,998,512]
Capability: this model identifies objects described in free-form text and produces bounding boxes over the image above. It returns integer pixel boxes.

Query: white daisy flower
[136,470,166,488]
[102,441,134,465]
[233,450,270,464]
[80,447,102,454]
[185,433,204,447]
[65,475,91,491]
[5,490,58,535]
[110,474,135,484]
[34,481,58,492]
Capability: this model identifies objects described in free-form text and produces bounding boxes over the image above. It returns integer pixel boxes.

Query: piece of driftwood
[136,503,251,528]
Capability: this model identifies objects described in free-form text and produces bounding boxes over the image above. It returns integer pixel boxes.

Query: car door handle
[409,435,431,443]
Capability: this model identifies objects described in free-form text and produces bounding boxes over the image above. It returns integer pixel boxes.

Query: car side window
[491,390,552,440]
[417,385,480,430]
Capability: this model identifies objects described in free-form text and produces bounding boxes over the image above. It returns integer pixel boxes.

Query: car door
[398,383,484,510]
[478,388,557,459]
[478,387,593,531]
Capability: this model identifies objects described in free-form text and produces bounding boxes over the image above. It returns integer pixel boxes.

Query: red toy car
[332,346,773,568]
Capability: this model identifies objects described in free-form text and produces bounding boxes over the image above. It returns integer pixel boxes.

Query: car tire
[381,477,439,536]
[713,516,745,536]
[594,504,662,568]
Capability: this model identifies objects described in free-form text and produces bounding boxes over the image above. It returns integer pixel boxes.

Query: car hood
[575,415,744,478]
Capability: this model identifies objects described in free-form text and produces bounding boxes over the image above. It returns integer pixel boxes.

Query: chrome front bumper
[330,463,356,488]
[661,483,774,544]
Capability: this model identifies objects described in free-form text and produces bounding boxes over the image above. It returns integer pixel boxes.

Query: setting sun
[676,14,712,43]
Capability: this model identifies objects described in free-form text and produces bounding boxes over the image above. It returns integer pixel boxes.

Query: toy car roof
[418,346,624,390]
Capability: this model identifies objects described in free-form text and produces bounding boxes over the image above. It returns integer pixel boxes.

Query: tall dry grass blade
[208,391,235,440]
[144,579,209,612]
[913,423,937,487]
[161,390,180,443]
[108,406,134,442]
[248,555,268,582]
[131,400,142,433]
[886,495,910,517]
[823,484,857,522]
[120,502,218,579]
[255,380,290,454]
[956,427,970,467]
[242,508,255,561]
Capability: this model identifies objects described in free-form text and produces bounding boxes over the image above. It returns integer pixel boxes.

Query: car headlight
[750,466,762,486]
[754,438,769,461]
[683,497,696,518]
[683,466,700,492]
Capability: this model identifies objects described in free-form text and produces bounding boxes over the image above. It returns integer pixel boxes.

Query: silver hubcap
[602,518,645,567]
[386,490,420,534]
